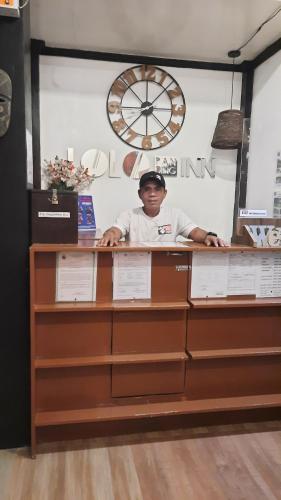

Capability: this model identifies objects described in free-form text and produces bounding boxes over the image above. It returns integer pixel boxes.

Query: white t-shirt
[113,207,197,242]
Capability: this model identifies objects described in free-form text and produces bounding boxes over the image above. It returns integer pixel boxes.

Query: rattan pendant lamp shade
[211,50,243,150]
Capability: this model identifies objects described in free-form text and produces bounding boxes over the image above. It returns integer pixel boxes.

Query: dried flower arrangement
[44,156,94,191]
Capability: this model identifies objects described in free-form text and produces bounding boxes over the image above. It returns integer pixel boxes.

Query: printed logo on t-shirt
[158,224,172,235]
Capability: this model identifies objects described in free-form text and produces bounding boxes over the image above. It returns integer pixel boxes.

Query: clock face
[107,65,186,150]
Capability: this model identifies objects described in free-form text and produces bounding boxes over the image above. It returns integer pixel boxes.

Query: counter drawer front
[36,366,111,411]
[112,361,185,397]
[186,357,281,399]
[113,310,186,354]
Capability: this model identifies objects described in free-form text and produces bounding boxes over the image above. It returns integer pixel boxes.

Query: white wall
[39,56,242,239]
[247,50,281,214]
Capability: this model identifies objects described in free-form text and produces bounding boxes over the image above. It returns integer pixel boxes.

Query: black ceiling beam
[252,36,281,69]
[35,40,252,72]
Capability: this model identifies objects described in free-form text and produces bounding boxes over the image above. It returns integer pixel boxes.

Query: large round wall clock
[107,65,186,150]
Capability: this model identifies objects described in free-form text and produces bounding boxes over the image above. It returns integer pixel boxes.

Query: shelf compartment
[185,356,281,400]
[36,365,111,411]
[33,252,112,304]
[35,311,111,358]
[35,352,188,369]
[35,393,281,427]
[112,361,185,398]
[189,347,281,360]
[187,308,281,350]
[113,310,187,354]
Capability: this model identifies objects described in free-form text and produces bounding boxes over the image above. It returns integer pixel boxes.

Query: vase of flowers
[44,156,94,191]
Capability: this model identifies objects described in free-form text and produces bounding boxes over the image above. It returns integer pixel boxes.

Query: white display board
[191,251,281,298]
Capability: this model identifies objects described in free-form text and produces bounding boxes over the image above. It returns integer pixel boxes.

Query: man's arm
[189,227,228,247]
[97,227,122,247]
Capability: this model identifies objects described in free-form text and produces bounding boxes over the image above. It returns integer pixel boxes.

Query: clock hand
[140,104,153,113]
[120,104,153,113]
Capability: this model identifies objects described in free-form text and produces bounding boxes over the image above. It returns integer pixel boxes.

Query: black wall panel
[0,8,30,448]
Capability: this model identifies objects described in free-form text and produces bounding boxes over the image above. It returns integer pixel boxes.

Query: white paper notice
[56,252,97,302]
[139,241,188,247]
[191,252,229,298]
[227,252,257,295]
[256,252,281,297]
[113,252,151,300]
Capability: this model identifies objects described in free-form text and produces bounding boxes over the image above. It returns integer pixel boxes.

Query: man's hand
[203,235,229,247]
[189,227,229,247]
[96,227,122,247]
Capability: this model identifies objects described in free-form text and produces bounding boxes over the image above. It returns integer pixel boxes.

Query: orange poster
[0,0,15,5]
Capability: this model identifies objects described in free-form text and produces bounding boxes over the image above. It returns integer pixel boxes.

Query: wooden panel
[96,252,113,302]
[187,308,281,350]
[35,312,112,358]
[34,301,189,312]
[112,310,187,354]
[189,347,281,359]
[112,361,185,397]
[36,366,111,411]
[35,352,188,368]
[186,357,281,399]
[35,393,281,427]
[34,252,56,304]
[151,252,189,302]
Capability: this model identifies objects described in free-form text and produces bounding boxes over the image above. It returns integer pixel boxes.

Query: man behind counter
[97,171,228,247]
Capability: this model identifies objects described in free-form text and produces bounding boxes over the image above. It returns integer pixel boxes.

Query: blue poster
[78,195,96,230]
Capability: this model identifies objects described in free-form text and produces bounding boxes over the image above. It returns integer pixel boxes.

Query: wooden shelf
[111,301,189,311]
[189,347,281,360]
[34,301,190,313]
[35,352,188,369]
[189,298,281,309]
[35,393,281,427]
[34,302,114,312]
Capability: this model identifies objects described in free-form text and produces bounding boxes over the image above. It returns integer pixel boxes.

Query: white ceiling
[30,0,281,64]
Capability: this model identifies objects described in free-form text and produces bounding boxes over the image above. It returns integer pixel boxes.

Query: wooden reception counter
[30,242,281,456]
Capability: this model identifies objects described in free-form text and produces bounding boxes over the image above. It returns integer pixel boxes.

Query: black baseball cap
[139,171,166,189]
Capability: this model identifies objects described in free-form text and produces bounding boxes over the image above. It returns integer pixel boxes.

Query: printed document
[113,252,151,300]
[56,252,97,302]
[191,252,229,298]
[227,252,257,295]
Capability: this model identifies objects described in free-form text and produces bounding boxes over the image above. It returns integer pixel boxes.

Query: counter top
[30,241,281,252]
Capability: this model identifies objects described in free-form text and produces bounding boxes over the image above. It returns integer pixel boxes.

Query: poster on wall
[273,152,281,217]
[154,156,177,176]
[78,195,96,231]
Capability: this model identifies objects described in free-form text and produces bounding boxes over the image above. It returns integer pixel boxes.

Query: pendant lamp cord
[229,6,281,58]
[230,58,235,110]
[237,6,281,52]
